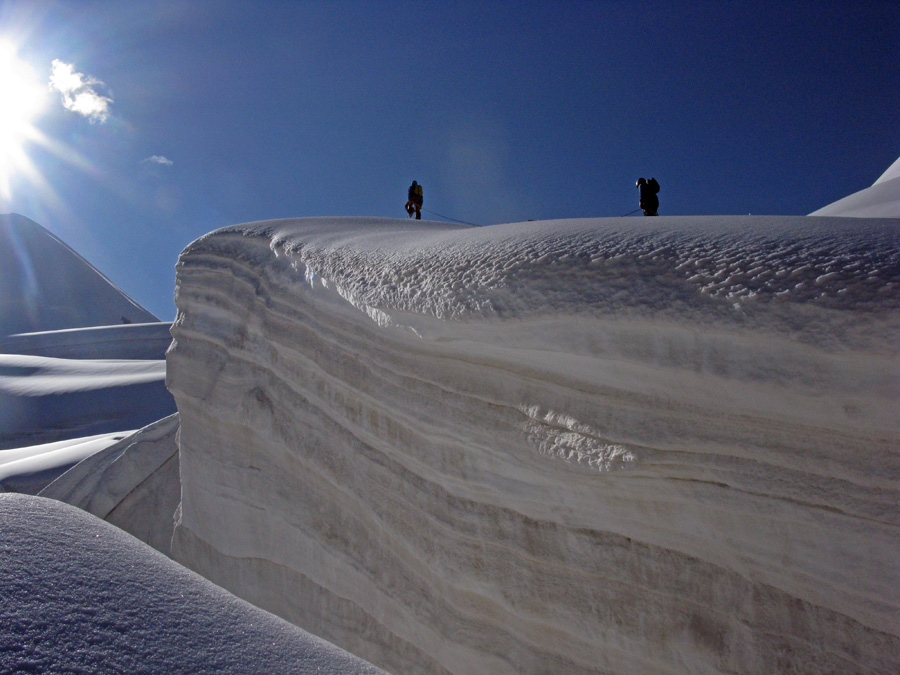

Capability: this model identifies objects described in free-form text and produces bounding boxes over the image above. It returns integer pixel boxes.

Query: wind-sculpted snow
[168,216,900,674]
[0,321,174,360]
[0,430,133,494]
[263,215,899,325]
[0,351,174,451]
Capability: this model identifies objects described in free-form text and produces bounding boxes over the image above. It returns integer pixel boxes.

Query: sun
[0,38,48,199]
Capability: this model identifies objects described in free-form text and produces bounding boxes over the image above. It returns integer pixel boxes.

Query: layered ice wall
[167,216,900,675]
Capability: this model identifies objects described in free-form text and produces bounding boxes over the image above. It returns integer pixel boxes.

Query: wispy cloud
[142,155,173,166]
[49,59,113,123]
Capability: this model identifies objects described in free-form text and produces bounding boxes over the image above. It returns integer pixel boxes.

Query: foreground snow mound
[811,155,900,218]
[40,413,180,554]
[0,213,158,334]
[0,494,386,675]
[168,216,900,675]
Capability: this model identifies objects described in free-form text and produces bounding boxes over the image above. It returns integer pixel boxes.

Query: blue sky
[0,0,897,320]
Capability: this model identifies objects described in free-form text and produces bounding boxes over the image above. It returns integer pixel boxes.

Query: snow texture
[0,493,386,675]
[810,155,900,218]
[167,216,900,674]
[0,321,175,360]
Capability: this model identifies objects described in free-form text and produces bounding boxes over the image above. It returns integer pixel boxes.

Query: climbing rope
[421,207,482,227]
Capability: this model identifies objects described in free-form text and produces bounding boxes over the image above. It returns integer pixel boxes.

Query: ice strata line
[167,216,900,675]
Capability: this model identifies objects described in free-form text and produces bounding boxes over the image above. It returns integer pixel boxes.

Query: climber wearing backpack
[636,177,660,216]
[405,180,423,219]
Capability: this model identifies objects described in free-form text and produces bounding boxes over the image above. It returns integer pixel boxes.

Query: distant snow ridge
[0,328,176,452]
[0,213,158,333]
[169,216,900,675]
[811,155,900,218]
[0,215,175,460]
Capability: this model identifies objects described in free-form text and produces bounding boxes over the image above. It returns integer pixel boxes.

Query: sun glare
[0,38,48,199]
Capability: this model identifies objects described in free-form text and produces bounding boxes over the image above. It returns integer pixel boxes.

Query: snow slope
[167,216,900,674]
[0,321,175,360]
[0,213,159,334]
[0,493,386,675]
[810,155,900,217]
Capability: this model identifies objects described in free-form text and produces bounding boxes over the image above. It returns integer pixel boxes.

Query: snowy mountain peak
[810,155,900,218]
[0,213,158,335]
[874,155,900,186]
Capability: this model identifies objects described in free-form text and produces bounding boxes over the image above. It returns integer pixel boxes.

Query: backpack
[648,178,660,194]
[413,184,423,197]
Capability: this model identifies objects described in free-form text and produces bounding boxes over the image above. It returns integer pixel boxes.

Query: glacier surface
[168,216,900,674]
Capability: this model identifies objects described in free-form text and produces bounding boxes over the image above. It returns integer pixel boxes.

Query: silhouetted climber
[636,177,660,216]
[406,180,423,219]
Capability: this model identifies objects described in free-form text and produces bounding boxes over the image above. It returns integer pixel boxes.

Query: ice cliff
[167,216,900,674]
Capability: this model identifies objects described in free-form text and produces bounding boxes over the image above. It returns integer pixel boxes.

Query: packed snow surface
[0,493,386,675]
[168,216,899,674]
[0,430,133,493]
[0,321,175,360]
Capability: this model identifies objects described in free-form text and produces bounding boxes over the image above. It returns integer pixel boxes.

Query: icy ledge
[168,216,900,675]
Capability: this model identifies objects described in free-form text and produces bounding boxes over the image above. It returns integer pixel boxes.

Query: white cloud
[49,59,113,123]
[142,155,173,166]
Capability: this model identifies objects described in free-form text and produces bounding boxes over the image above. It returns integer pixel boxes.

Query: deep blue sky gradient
[1,0,897,319]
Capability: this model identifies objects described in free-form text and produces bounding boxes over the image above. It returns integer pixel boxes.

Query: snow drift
[167,216,899,674]
[0,346,174,453]
[0,493,385,675]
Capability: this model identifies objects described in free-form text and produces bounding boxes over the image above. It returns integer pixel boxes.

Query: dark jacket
[638,178,659,214]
